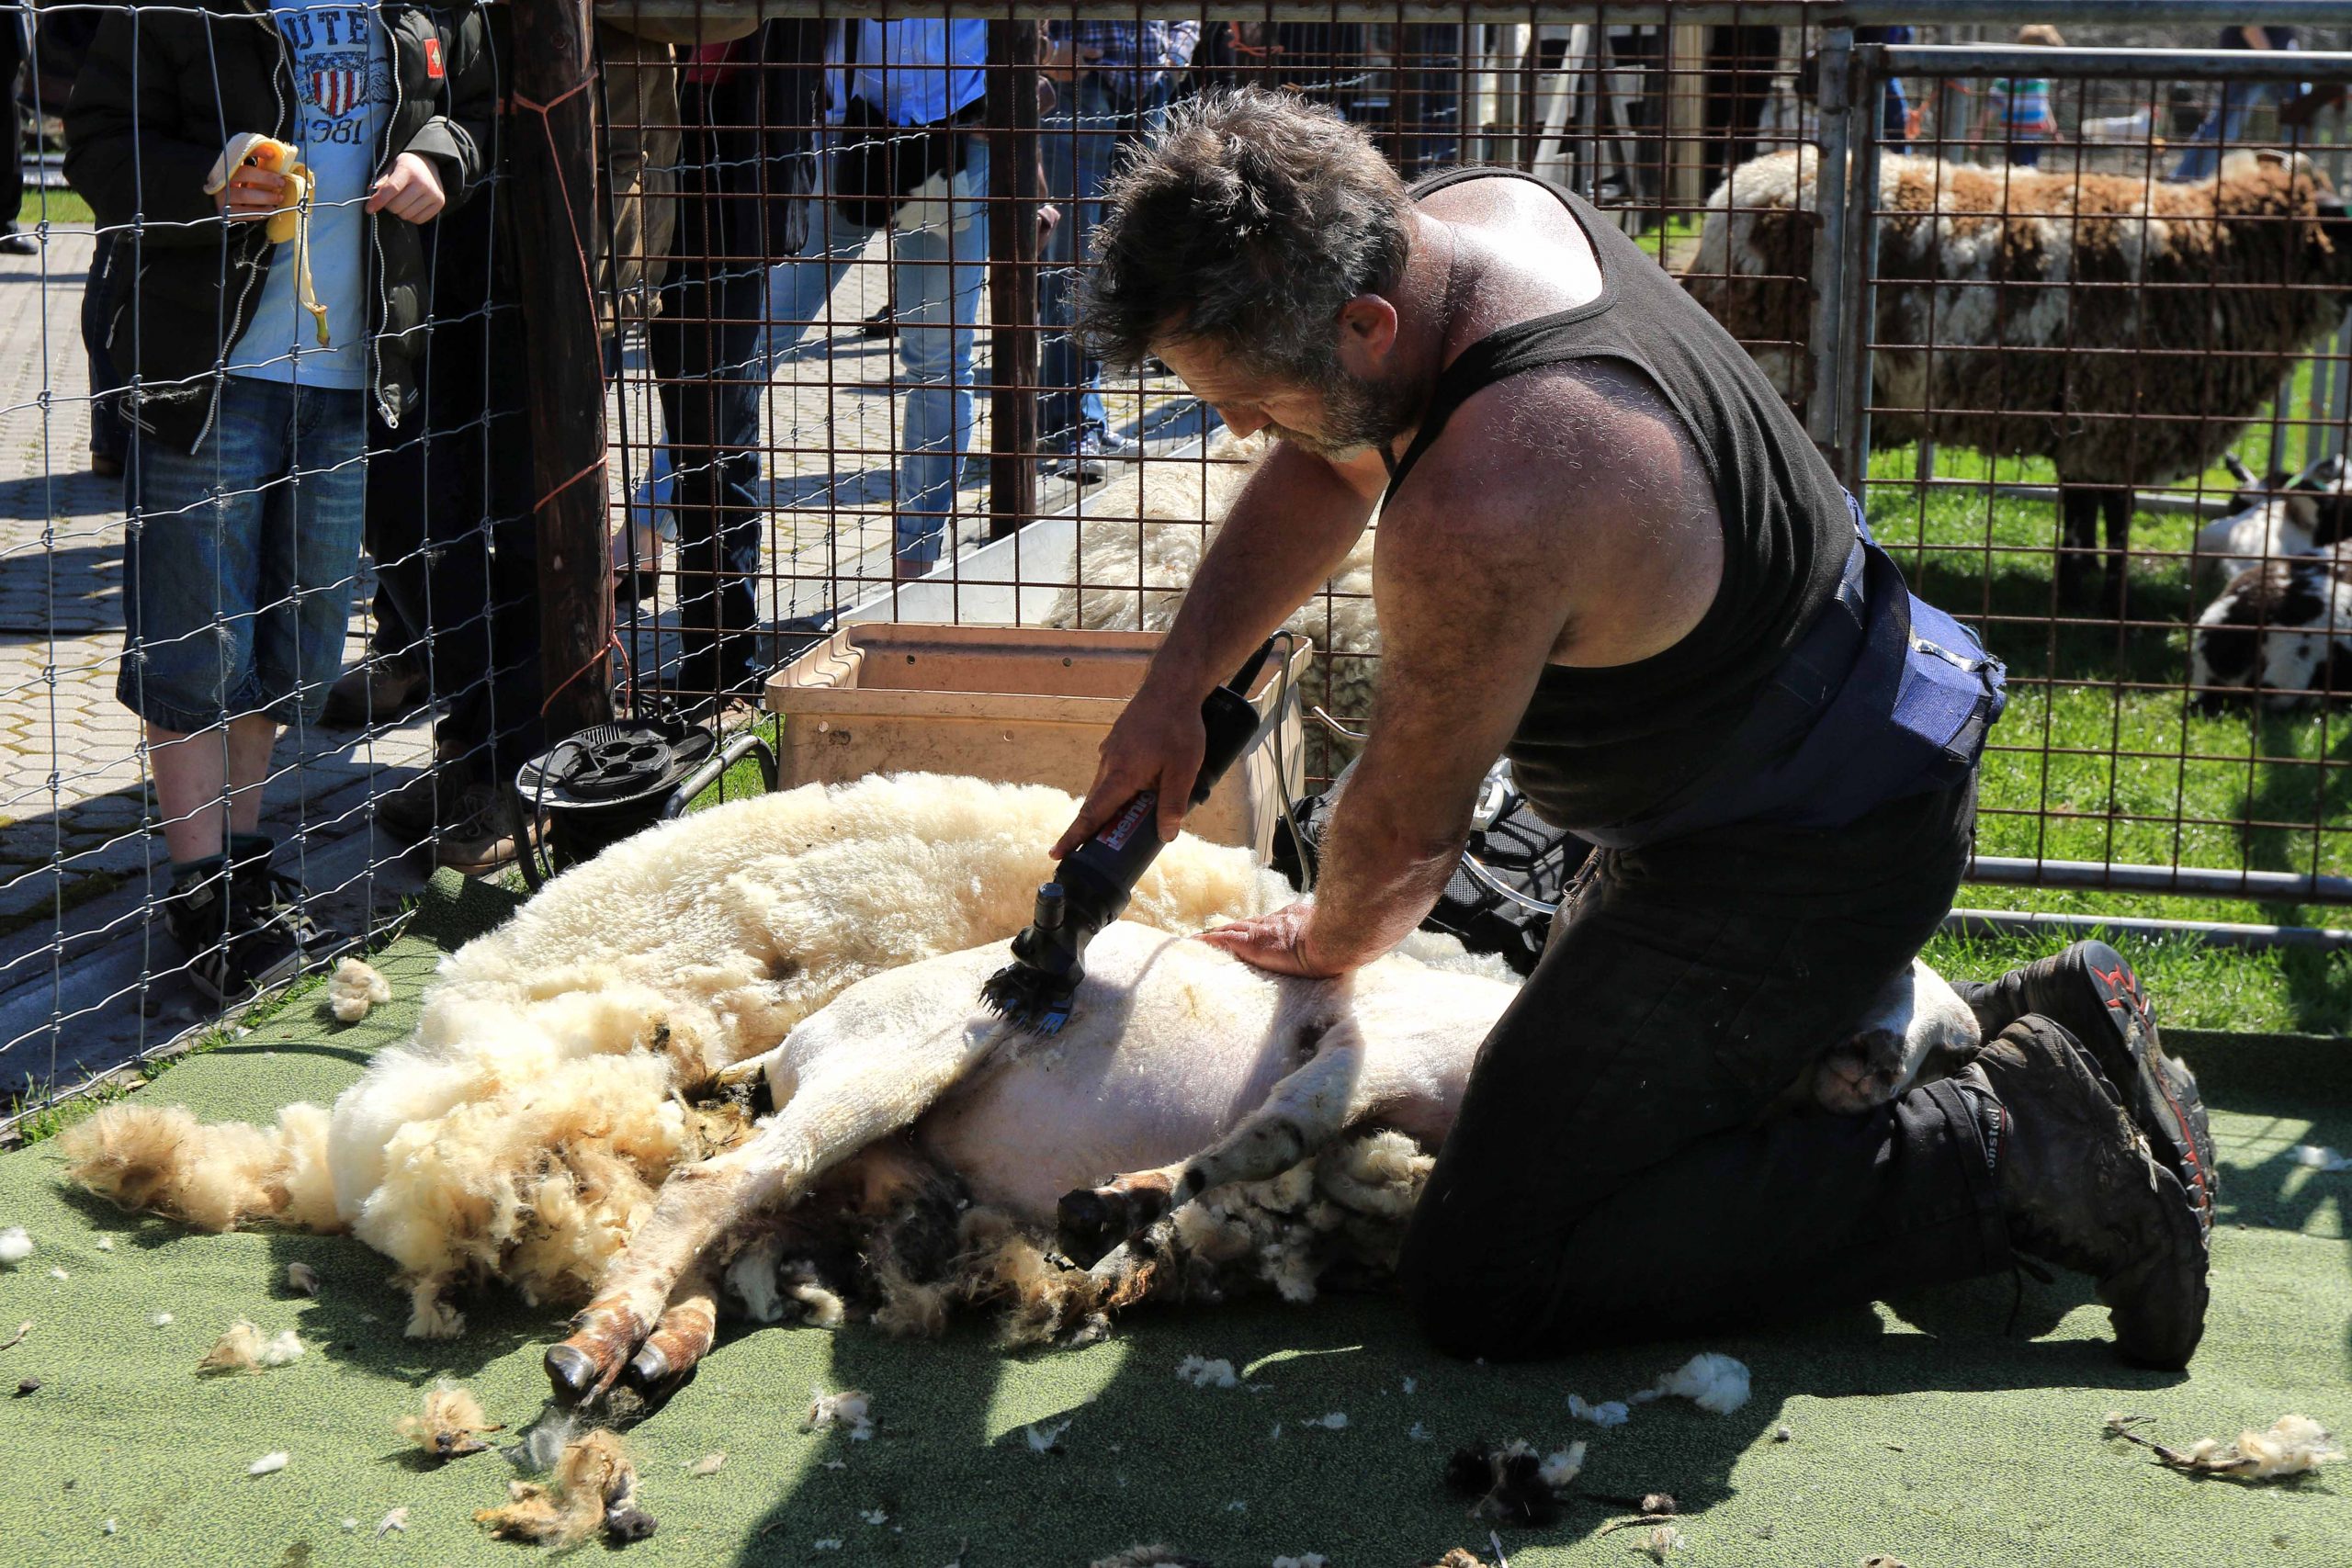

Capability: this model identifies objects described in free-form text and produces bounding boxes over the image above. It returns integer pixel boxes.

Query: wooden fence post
[511,0,614,738]
[987,16,1040,541]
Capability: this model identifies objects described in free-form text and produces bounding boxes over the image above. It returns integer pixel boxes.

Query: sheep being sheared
[2190,543,2352,708]
[540,921,1982,1403]
[1687,147,2352,610]
[58,773,1976,1359]
[59,773,1295,1337]
[1042,428,1382,775]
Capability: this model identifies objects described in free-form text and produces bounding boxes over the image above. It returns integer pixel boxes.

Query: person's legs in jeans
[2173,81,2277,182]
[1038,79,1131,461]
[1396,783,2009,1358]
[890,143,989,573]
[650,108,783,705]
[121,378,363,994]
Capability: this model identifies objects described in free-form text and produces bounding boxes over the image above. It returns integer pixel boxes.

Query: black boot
[1969,1016,2210,1370]
[161,837,322,1005]
[1951,940,2215,1235]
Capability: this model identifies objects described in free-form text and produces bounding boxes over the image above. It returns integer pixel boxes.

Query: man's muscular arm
[1201,456,1577,976]
[1052,440,1385,856]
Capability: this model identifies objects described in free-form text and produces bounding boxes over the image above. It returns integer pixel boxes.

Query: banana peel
[203,131,329,348]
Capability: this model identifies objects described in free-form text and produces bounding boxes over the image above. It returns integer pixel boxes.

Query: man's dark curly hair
[1078,89,1413,382]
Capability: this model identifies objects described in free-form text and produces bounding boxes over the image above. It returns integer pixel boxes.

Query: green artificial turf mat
[0,874,2346,1567]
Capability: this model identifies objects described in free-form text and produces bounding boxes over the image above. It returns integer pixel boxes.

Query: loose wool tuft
[198,1321,303,1374]
[328,957,393,1023]
[395,1382,502,1458]
[474,1429,644,1546]
[56,775,1289,1335]
[0,1226,30,1264]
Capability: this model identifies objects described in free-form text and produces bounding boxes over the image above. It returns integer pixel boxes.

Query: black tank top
[1383,169,1855,833]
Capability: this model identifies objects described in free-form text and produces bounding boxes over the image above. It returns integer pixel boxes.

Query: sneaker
[434,780,539,874]
[161,843,342,1005]
[1952,942,2217,1235]
[322,652,428,728]
[1970,1015,2210,1370]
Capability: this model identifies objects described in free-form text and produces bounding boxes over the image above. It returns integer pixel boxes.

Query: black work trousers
[363,220,543,784]
[1396,776,2011,1358]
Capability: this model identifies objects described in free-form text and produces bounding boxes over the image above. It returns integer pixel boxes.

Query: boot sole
[2103,1160,2211,1371]
[2066,942,2219,1235]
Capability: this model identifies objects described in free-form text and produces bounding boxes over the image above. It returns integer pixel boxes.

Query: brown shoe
[374,750,475,844]
[322,652,428,728]
[1972,1015,2210,1370]
[435,780,539,874]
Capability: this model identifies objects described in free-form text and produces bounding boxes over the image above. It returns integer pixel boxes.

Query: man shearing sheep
[1052,90,2216,1366]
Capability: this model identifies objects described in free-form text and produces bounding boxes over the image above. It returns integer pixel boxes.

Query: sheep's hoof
[625,1341,674,1393]
[1056,1188,1125,1270]
[544,1343,605,1403]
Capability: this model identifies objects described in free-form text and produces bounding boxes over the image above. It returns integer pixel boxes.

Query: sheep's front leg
[1058,1021,1369,1268]
[1809,959,1983,1114]
[548,1019,1001,1404]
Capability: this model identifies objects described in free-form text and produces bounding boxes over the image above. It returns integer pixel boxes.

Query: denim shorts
[117,376,367,733]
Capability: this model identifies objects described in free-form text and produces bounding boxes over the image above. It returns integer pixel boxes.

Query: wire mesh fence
[10,0,2352,1119]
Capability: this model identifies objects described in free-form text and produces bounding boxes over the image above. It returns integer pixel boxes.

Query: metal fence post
[1838,40,1885,489]
[1804,28,1852,468]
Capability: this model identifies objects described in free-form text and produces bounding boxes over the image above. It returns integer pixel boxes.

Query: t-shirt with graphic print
[229,2,390,389]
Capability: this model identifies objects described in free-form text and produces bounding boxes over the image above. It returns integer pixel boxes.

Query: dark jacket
[64,0,496,449]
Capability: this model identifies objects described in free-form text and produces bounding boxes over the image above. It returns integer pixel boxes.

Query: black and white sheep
[2190,544,2352,709]
[2193,451,2352,586]
[1687,147,2352,609]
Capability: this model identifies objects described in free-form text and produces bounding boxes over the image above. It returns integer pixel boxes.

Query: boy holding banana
[66,1,493,1003]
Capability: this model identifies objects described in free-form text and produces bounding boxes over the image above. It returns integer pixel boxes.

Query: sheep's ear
[2223,452,2259,485]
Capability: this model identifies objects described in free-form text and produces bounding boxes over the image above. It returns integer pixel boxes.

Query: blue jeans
[1039,77,1174,455]
[765,136,989,570]
[118,377,368,733]
[2173,80,2284,182]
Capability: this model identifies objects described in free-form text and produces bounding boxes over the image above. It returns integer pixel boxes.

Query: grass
[15,186,93,229]
[1860,395,2352,1034]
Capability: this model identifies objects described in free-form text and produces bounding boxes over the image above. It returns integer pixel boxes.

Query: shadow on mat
[613,1279,2173,1562]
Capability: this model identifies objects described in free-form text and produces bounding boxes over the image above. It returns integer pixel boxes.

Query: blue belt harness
[1578,493,2007,851]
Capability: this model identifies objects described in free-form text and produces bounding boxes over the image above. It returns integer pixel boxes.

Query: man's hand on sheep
[1198,901,1348,979]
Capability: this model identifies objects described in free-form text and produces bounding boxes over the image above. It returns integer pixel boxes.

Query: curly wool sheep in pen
[1686,147,2352,609]
[1041,428,1382,773]
[58,774,1977,1381]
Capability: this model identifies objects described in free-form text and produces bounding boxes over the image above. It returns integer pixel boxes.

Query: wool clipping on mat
[2107,1412,2345,1479]
[198,1320,303,1373]
[395,1382,503,1458]
[329,957,394,1022]
[806,1386,874,1440]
